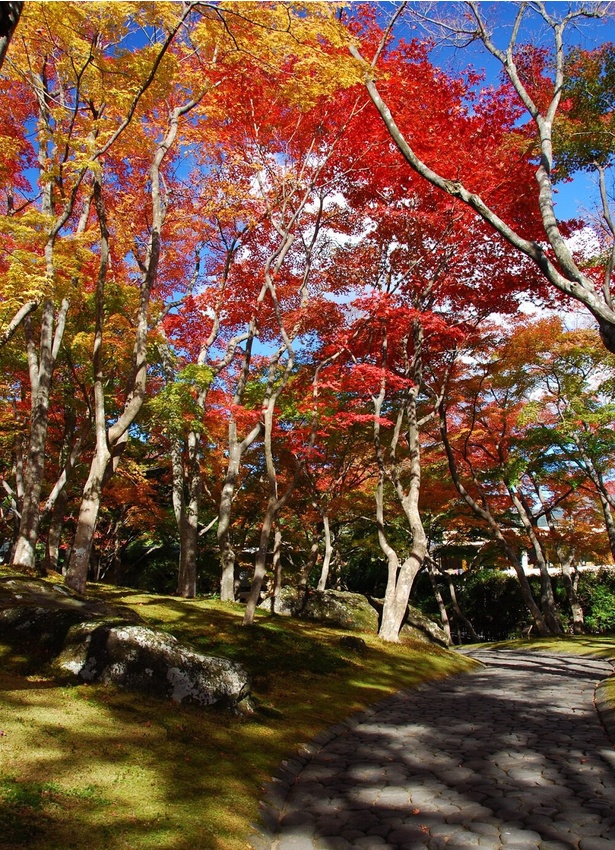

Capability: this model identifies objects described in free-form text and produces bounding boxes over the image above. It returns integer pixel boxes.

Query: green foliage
[118,535,220,596]
[578,568,615,633]
[556,44,615,176]
[454,570,529,641]
[416,566,615,642]
[148,364,214,438]
[411,569,529,641]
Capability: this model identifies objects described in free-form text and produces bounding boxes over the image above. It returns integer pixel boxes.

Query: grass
[463,635,615,659]
[0,573,477,850]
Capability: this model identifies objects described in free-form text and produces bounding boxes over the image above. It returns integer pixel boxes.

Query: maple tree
[438,318,613,636]
[3,1,207,588]
[302,60,550,638]
[1,1,613,645]
[519,319,615,561]
[348,2,615,353]
[0,1,359,591]
[302,420,376,592]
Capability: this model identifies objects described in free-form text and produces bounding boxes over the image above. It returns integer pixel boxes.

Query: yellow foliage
[0,208,100,309]
[191,2,362,108]
[70,330,96,363]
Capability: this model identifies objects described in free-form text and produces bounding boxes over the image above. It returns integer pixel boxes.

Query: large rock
[0,575,252,711]
[0,576,142,661]
[365,596,450,646]
[258,585,302,617]
[259,588,379,632]
[52,621,252,711]
[401,606,450,647]
[0,576,139,615]
[301,590,379,631]
[258,588,447,644]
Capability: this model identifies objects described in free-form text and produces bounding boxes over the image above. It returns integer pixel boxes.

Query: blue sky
[379,1,614,220]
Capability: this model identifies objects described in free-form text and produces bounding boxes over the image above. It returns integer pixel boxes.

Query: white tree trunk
[316,513,333,591]
[12,298,69,569]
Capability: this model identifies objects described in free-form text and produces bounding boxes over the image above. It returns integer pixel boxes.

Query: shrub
[577,568,615,634]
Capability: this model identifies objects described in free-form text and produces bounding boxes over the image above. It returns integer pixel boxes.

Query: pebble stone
[250,649,615,849]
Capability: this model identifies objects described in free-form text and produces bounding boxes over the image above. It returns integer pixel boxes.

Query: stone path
[253,650,615,850]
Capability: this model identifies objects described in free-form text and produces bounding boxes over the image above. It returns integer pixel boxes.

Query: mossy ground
[465,635,615,659]
[0,574,475,850]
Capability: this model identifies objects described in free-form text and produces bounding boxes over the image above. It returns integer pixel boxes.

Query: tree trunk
[0,1,23,70]
[374,463,423,642]
[170,437,184,530]
[378,551,424,642]
[219,543,237,601]
[299,533,320,588]
[272,527,283,601]
[242,344,309,625]
[427,561,452,645]
[217,444,241,601]
[560,556,585,635]
[0,301,38,351]
[534,479,586,637]
[40,409,86,575]
[379,555,423,642]
[378,327,427,642]
[216,333,262,602]
[316,512,333,591]
[177,450,201,598]
[12,298,69,570]
[445,571,479,643]
[42,486,69,574]
[243,499,277,626]
[508,486,562,635]
[598,492,615,561]
[65,175,112,594]
[242,423,302,625]
[65,447,110,594]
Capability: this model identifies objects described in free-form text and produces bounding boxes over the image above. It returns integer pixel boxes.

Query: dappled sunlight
[273,650,615,850]
[0,587,473,850]
[468,636,615,659]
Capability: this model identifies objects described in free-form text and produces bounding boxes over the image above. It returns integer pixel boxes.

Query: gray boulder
[52,621,252,712]
[258,585,301,616]
[1,575,252,711]
[301,590,379,631]
[0,576,141,618]
[258,587,447,644]
[0,576,142,662]
[259,588,379,632]
[401,606,450,647]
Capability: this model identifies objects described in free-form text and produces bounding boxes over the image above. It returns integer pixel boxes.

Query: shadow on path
[262,651,615,850]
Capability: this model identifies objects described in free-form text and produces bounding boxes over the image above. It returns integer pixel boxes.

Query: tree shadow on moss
[0,581,472,850]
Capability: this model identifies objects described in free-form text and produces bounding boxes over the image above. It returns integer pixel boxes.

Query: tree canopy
[0,1,613,641]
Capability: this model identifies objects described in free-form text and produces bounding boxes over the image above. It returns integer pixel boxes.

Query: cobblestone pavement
[253,650,615,850]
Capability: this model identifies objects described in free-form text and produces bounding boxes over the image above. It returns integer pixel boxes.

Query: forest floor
[0,576,476,850]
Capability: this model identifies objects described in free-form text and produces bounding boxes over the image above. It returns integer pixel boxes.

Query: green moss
[466,635,615,658]
[0,576,476,850]
[0,777,111,847]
